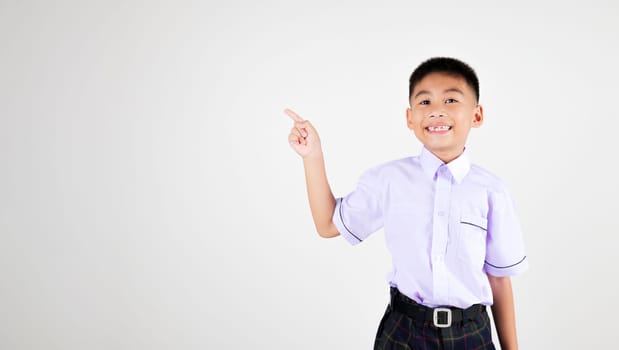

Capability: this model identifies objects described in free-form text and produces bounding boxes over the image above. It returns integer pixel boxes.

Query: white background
[1,1,618,349]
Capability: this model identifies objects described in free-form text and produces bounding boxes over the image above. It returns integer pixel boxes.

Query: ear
[472,105,484,128]
[406,107,414,130]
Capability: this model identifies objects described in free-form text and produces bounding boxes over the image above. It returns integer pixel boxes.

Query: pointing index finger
[284,108,304,122]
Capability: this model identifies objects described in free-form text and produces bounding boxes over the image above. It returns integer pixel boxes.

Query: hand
[285,108,322,158]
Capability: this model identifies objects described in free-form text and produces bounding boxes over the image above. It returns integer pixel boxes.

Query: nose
[428,109,447,118]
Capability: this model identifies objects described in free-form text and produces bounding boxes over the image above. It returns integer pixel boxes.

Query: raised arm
[286,108,339,238]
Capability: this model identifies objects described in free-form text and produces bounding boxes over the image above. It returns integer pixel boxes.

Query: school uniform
[332,147,528,349]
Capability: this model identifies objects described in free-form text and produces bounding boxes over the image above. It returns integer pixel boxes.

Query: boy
[286,57,527,350]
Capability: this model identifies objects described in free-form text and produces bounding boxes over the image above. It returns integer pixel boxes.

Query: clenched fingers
[289,127,307,145]
[294,122,308,138]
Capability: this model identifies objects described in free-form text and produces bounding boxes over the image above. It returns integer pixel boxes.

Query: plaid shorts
[374,288,495,350]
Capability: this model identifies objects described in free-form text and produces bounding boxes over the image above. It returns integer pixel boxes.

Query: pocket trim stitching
[460,215,488,231]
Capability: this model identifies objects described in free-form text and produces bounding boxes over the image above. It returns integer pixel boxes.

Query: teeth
[428,126,451,131]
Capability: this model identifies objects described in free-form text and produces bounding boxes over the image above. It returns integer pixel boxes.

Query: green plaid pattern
[374,290,495,350]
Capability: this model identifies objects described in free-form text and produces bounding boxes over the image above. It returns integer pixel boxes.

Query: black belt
[390,287,485,328]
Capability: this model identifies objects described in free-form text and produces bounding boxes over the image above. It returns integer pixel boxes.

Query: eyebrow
[414,88,465,99]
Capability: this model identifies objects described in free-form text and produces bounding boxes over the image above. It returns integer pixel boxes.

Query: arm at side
[488,275,518,350]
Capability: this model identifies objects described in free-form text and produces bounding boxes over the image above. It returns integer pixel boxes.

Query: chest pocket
[457,214,488,264]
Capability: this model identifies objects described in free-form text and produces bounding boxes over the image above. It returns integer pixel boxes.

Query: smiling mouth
[426,126,452,132]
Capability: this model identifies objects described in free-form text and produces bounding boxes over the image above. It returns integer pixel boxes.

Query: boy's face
[406,72,483,163]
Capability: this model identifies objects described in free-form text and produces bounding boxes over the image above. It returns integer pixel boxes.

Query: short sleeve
[484,187,529,277]
[332,167,384,245]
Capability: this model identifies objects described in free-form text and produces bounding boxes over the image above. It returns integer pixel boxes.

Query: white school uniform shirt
[332,147,528,308]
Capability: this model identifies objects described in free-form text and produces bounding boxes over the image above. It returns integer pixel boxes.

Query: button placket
[431,165,452,304]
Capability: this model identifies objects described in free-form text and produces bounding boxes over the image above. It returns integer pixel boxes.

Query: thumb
[295,120,316,137]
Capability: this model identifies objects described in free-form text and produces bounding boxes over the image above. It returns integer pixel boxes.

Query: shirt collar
[419,147,471,184]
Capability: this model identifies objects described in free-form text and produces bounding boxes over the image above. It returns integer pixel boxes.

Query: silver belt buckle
[433,308,452,328]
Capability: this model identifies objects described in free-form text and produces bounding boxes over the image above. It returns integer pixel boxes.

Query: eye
[445,98,458,104]
[419,99,430,105]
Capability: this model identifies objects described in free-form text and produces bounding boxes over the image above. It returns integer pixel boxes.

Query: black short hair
[409,57,480,102]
